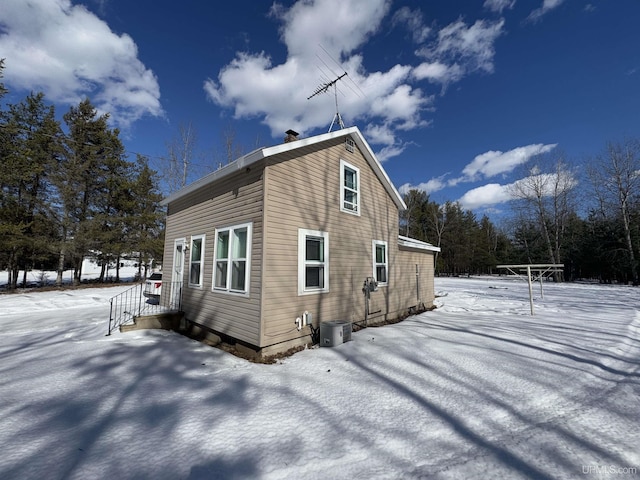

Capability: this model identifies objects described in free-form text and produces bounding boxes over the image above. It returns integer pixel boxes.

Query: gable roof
[161,126,407,210]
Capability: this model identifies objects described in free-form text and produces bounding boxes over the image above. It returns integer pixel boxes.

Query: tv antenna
[307,72,348,132]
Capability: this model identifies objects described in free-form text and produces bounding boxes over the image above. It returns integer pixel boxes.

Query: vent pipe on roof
[284,129,299,143]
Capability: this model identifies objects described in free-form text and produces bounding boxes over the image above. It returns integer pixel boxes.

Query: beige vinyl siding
[163,166,265,345]
[261,138,400,346]
[393,247,437,310]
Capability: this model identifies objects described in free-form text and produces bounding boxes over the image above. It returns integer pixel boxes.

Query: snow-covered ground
[0,260,144,289]
[0,275,638,479]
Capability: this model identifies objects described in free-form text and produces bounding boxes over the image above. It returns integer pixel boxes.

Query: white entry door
[170,238,185,309]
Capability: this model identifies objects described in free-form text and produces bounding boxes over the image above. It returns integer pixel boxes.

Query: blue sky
[1,0,639,216]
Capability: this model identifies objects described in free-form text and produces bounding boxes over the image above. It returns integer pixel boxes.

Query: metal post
[527,265,534,316]
[364,287,370,327]
[138,281,144,316]
[107,298,113,336]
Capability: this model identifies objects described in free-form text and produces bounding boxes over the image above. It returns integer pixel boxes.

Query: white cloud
[377,143,408,163]
[0,0,163,127]
[509,169,578,199]
[413,62,464,84]
[392,7,431,43]
[401,142,560,210]
[273,0,390,60]
[458,166,578,210]
[458,183,512,210]
[364,123,396,146]
[399,174,449,195]
[483,0,516,14]
[527,0,566,22]
[461,143,557,180]
[205,0,505,158]
[363,123,414,162]
[368,84,431,130]
[415,18,505,88]
[205,0,432,157]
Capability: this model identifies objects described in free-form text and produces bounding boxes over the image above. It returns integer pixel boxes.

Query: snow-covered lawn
[0,276,638,479]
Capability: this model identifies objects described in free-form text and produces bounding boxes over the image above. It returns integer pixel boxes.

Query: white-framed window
[373,240,388,285]
[188,234,205,288]
[213,222,252,295]
[298,229,329,295]
[340,159,360,215]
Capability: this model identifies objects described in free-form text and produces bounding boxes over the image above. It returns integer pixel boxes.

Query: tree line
[0,60,164,289]
[401,143,640,285]
[2,57,637,289]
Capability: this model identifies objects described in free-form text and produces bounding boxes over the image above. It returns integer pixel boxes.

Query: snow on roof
[398,235,441,252]
[161,126,406,210]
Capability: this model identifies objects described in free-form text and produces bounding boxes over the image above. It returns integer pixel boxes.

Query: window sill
[298,289,330,296]
[340,208,361,216]
[212,288,250,297]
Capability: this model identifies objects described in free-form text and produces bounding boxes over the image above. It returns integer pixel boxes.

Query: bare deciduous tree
[161,122,197,194]
[509,153,577,279]
[588,139,640,285]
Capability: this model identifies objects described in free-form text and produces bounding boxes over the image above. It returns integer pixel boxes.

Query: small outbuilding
[160,126,440,355]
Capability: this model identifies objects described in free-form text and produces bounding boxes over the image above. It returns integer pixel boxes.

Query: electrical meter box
[319,321,353,347]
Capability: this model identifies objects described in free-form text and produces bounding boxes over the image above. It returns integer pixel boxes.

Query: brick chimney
[284,129,299,143]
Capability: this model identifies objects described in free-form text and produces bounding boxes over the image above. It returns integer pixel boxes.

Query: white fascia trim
[398,235,441,252]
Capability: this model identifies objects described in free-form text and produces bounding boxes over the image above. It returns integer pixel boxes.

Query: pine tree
[0,93,62,289]
[129,155,165,279]
[91,127,130,282]
[53,99,120,285]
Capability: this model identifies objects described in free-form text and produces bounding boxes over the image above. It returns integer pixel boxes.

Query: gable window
[298,229,329,295]
[340,159,360,215]
[189,234,205,288]
[214,223,252,295]
[373,240,388,285]
[345,138,355,153]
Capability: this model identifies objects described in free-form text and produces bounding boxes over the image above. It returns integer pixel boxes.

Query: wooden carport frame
[496,264,564,315]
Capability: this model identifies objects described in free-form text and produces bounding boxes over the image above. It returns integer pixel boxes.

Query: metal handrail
[107,281,183,335]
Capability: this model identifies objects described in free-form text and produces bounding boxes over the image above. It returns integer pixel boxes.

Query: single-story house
[160,126,440,356]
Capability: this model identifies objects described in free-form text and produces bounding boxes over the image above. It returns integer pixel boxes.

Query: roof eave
[160,126,407,211]
[160,147,266,206]
[398,235,441,252]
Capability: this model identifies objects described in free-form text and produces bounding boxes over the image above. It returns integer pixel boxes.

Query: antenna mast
[307,72,347,132]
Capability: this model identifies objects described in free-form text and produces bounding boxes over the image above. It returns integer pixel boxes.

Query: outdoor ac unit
[319,321,352,347]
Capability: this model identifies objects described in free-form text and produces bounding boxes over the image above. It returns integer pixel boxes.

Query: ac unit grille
[319,320,352,347]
